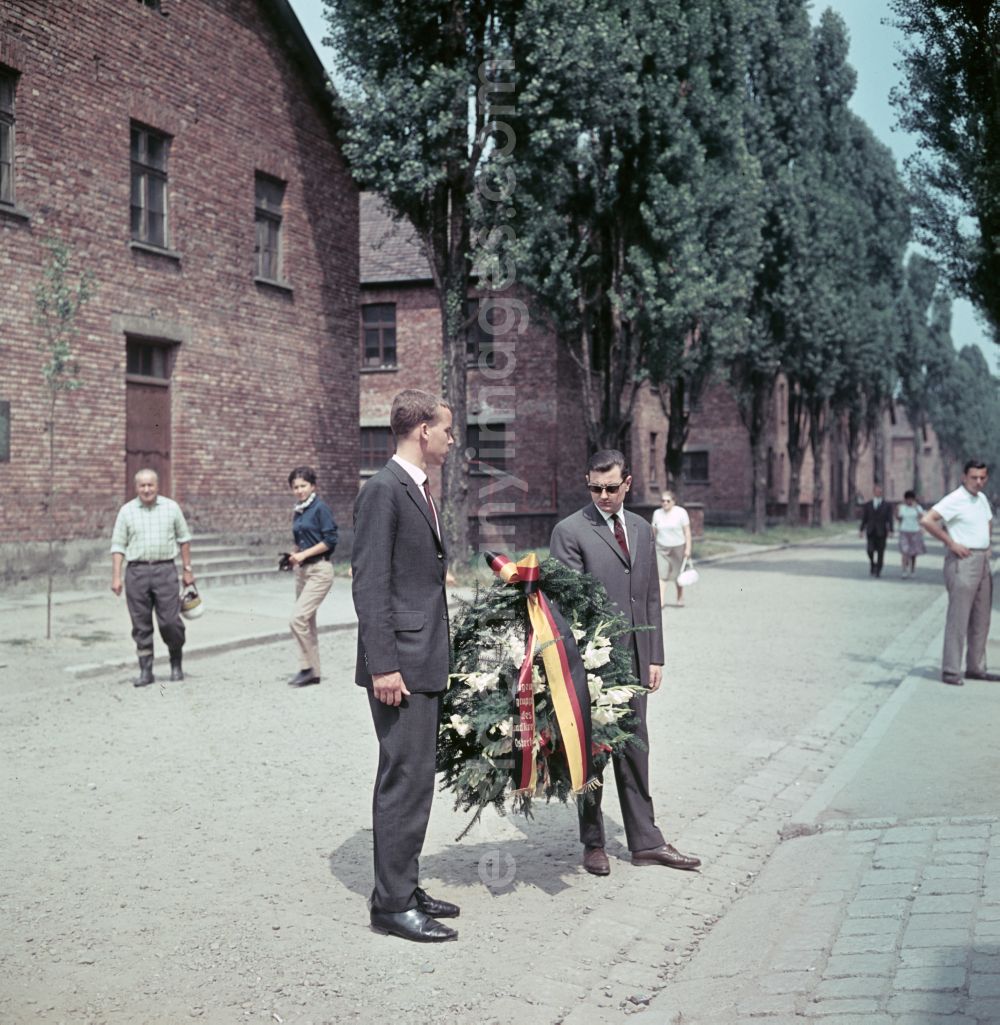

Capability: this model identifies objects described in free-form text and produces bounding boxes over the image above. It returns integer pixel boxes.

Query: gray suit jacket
[549,504,664,686]
[351,460,450,693]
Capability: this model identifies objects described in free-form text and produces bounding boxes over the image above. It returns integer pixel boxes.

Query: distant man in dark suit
[351,389,459,943]
[550,449,701,877]
[859,484,894,577]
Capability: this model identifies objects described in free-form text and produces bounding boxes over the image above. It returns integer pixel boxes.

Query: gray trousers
[367,689,443,913]
[579,688,665,853]
[942,549,993,676]
[124,562,185,658]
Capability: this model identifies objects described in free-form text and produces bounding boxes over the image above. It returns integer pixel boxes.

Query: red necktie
[612,514,629,561]
[423,480,441,539]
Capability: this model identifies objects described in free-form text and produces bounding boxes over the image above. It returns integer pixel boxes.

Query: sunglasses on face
[587,481,626,495]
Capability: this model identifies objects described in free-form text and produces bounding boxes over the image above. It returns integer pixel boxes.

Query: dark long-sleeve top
[292,497,339,559]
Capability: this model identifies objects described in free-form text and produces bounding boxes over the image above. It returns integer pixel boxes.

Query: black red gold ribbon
[485,551,597,796]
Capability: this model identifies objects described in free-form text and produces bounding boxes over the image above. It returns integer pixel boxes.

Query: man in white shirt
[920,460,998,685]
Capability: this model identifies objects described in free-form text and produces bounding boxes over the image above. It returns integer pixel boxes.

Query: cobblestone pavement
[1,536,996,1024]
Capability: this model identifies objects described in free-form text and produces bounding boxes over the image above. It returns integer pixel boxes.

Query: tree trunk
[746,380,772,533]
[912,427,922,498]
[809,399,830,527]
[46,392,56,640]
[872,416,886,486]
[846,406,863,519]
[439,270,470,564]
[785,446,806,526]
[784,385,808,526]
[659,377,687,498]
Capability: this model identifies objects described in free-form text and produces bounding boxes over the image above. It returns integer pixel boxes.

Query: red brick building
[0,0,358,576]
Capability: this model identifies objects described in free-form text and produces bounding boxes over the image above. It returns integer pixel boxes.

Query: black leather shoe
[288,669,320,687]
[582,846,610,876]
[370,907,457,943]
[965,671,1000,681]
[632,843,701,870]
[414,887,460,919]
[941,673,964,686]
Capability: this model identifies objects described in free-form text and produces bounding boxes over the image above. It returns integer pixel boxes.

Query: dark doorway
[125,337,174,500]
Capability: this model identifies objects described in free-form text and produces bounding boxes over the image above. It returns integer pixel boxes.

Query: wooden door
[126,380,171,501]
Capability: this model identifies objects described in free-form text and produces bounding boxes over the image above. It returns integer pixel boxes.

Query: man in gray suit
[351,389,459,943]
[550,449,701,877]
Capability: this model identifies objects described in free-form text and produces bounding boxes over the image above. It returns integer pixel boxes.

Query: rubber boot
[133,655,154,688]
[169,651,184,682]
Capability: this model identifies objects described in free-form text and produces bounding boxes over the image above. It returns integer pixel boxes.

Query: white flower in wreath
[603,687,635,706]
[448,714,473,737]
[587,673,603,701]
[464,669,500,693]
[591,704,618,726]
[531,663,546,694]
[582,640,613,670]
[496,719,513,737]
[504,628,528,666]
[571,624,586,643]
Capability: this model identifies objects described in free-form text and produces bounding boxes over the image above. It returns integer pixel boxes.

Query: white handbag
[676,557,699,587]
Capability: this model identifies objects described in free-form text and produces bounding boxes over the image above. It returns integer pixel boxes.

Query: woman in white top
[651,491,692,607]
[896,489,926,577]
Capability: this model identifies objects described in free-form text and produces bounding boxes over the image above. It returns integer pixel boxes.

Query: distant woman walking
[896,489,926,578]
[286,466,338,687]
[652,491,692,607]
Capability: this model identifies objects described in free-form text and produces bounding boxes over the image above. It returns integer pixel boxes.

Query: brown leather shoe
[941,673,964,686]
[965,671,1000,681]
[632,843,701,870]
[582,846,610,876]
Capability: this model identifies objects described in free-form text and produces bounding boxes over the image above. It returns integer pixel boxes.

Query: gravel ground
[0,537,944,1024]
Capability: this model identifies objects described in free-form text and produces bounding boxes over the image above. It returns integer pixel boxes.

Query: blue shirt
[293,496,338,557]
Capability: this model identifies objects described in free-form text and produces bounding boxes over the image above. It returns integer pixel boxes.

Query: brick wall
[0,0,358,548]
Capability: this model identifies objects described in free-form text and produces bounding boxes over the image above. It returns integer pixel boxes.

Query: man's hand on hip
[373,671,410,706]
[648,664,663,693]
[950,542,972,559]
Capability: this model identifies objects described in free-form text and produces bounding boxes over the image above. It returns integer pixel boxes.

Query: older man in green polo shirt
[110,468,195,687]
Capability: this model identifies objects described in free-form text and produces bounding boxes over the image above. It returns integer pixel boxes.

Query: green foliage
[34,239,94,393]
[890,0,1000,338]
[439,557,646,831]
[322,0,525,561]
[482,0,761,452]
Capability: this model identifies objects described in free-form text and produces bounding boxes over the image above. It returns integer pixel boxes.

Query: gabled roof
[360,192,432,284]
[260,0,344,135]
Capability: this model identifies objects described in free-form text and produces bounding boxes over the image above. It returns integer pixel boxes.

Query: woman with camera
[285,465,338,687]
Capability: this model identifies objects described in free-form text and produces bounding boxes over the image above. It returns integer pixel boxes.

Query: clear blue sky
[288,0,996,370]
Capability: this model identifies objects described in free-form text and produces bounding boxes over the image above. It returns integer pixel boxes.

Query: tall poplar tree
[890,0,1000,338]
[724,0,817,532]
[323,0,522,562]
[488,0,760,459]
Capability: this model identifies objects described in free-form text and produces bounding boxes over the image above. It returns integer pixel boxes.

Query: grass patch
[694,522,852,559]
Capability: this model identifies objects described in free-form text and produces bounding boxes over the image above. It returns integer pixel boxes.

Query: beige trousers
[942,549,993,677]
[290,560,334,674]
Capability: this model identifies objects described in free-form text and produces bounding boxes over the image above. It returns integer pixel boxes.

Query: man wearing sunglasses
[550,449,701,877]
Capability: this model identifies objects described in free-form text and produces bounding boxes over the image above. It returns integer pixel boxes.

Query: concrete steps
[79,534,287,591]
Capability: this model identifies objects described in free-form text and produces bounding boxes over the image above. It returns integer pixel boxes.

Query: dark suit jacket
[351,459,450,693]
[860,499,894,539]
[550,504,664,686]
